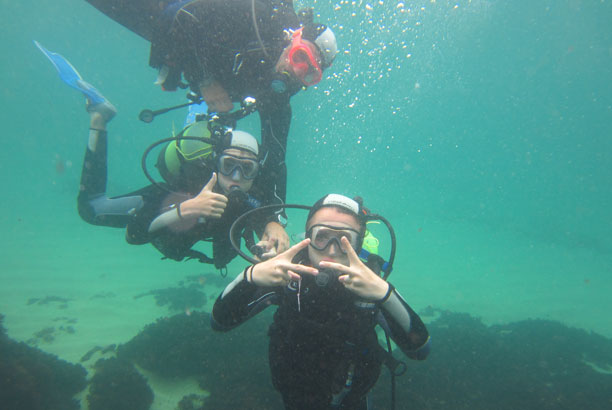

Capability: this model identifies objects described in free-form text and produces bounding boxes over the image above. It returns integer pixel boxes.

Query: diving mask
[306,224,361,253]
[217,153,260,180]
[287,28,323,86]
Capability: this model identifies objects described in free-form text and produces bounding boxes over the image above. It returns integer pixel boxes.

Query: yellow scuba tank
[156,121,214,188]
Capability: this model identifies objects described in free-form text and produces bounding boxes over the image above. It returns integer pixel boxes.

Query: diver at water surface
[212,194,430,409]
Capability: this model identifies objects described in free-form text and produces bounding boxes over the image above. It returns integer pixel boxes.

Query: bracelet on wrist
[248,265,255,283]
[376,283,394,304]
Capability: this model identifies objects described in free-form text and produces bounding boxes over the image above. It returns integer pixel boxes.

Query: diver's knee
[77,198,97,225]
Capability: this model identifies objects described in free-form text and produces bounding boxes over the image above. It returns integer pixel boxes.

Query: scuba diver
[85,0,338,211]
[212,194,431,409]
[35,41,289,271]
[81,100,289,270]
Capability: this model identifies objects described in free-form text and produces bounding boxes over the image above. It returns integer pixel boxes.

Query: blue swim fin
[34,40,106,105]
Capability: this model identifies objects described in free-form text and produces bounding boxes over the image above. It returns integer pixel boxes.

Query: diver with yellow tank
[79,95,288,271]
[33,41,290,271]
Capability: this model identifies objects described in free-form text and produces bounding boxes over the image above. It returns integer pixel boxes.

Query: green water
[1,0,611,405]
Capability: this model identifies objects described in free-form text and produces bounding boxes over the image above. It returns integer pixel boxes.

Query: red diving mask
[287,28,322,86]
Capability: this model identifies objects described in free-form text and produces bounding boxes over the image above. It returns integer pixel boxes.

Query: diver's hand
[250,239,318,287]
[318,236,389,301]
[255,221,290,260]
[180,173,228,219]
[200,81,233,113]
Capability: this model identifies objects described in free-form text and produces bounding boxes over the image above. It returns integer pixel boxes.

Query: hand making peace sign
[250,239,319,287]
[318,236,390,301]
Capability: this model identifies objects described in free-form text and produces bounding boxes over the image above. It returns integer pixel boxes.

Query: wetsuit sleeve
[211,268,280,331]
[258,92,292,206]
[77,128,145,228]
[378,284,431,360]
[125,197,206,261]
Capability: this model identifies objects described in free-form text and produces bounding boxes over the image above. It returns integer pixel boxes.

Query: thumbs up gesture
[180,173,228,219]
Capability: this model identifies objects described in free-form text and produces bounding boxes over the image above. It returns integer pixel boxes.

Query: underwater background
[1,0,611,409]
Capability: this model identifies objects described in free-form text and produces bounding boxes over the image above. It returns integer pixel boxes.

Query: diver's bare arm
[147,203,194,233]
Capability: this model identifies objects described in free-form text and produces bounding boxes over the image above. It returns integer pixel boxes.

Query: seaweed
[117,311,281,408]
[80,344,116,362]
[370,310,612,410]
[117,309,612,409]
[90,291,117,300]
[0,313,87,410]
[26,295,71,309]
[177,394,207,410]
[8,306,606,410]
[87,357,153,410]
[52,316,77,324]
[117,312,219,377]
[31,326,56,343]
[134,283,207,312]
[26,324,77,345]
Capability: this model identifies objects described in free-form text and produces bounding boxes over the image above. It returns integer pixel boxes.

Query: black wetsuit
[212,261,431,409]
[77,129,267,269]
[86,0,311,211]
[148,0,304,206]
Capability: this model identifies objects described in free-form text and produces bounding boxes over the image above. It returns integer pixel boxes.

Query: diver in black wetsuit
[78,99,289,270]
[86,0,338,211]
[212,194,430,409]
